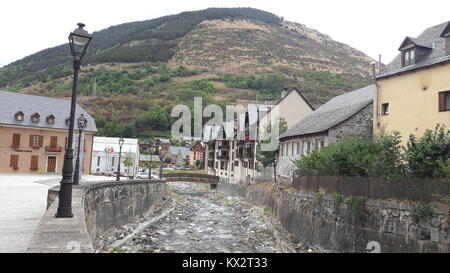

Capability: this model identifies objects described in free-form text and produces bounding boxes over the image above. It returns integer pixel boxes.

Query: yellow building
[375,21,450,144]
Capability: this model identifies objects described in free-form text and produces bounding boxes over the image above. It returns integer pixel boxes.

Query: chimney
[281,89,288,99]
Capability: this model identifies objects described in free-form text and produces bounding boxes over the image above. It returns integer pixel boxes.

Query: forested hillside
[0,7,374,139]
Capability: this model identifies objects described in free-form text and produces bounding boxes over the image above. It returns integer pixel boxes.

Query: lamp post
[156,139,164,178]
[116,138,124,181]
[73,114,88,185]
[56,23,92,218]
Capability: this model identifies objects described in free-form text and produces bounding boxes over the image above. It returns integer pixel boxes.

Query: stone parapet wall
[217,183,450,253]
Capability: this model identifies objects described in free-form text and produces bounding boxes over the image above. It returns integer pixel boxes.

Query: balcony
[45,146,63,153]
[217,154,230,160]
[217,144,230,150]
[244,150,254,159]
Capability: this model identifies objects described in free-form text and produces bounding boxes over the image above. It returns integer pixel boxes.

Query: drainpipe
[371,61,380,130]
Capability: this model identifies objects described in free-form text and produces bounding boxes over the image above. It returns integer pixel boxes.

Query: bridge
[162,173,219,188]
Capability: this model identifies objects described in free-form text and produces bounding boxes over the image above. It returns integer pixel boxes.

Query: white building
[90,137,140,176]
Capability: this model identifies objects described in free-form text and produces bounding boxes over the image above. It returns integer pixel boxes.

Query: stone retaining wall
[217,183,450,253]
[27,180,170,253]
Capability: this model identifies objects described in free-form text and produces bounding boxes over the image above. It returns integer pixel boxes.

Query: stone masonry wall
[84,181,170,241]
[217,183,450,253]
[327,103,373,143]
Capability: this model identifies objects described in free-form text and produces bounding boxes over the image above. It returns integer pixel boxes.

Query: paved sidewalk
[0,173,112,253]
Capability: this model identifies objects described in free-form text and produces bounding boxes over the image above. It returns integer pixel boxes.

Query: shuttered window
[50,136,58,147]
[29,135,43,148]
[30,155,39,171]
[10,155,19,169]
[439,91,450,112]
[11,133,21,148]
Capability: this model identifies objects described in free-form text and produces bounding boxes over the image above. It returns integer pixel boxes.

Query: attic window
[402,49,415,67]
[15,111,24,121]
[65,118,71,126]
[31,113,40,123]
[47,115,55,124]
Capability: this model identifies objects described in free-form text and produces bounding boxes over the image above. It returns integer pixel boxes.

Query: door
[47,156,56,173]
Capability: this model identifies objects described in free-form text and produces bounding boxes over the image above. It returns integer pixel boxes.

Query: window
[97,156,101,167]
[297,141,301,155]
[50,136,58,147]
[291,142,295,156]
[10,155,19,170]
[438,91,450,112]
[403,49,415,67]
[31,113,40,123]
[303,140,311,155]
[47,115,55,124]
[11,134,21,148]
[15,111,24,121]
[30,156,39,171]
[315,139,326,151]
[29,135,43,148]
[382,103,389,115]
[286,142,291,156]
[234,161,239,167]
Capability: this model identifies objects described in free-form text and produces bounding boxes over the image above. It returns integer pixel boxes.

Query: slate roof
[378,21,450,79]
[169,146,190,159]
[280,85,375,140]
[0,90,97,132]
[139,154,161,162]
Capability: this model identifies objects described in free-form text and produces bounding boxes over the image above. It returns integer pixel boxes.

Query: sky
[0,0,449,68]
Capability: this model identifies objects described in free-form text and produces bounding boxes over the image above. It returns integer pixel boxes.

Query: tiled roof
[280,85,375,140]
[378,21,450,79]
[0,90,97,132]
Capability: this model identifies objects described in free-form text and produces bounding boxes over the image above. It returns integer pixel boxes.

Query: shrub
[411,202,434,223]
[296,133,404,178]
[405,125,450,178]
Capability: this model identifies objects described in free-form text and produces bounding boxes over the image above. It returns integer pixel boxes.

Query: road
[98,183,307,253]
[0,173,112,253]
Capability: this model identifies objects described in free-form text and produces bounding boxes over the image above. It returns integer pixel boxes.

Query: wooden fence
[292,170,450,201]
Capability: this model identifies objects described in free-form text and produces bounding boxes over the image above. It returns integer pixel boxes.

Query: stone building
[277,85,375,181]
[0,91,96,174]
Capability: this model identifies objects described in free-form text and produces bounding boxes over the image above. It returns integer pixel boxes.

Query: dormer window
[399,36,432,68]
[65,118,71,126]
[15,111,24,121]
[46,115,55,124]
[403,49,415,67]
[31,113,40,123]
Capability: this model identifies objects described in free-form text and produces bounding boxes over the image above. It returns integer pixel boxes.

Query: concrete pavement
[0,173,112,253]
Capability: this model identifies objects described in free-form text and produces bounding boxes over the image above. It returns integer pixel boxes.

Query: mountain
[0,7,375,139]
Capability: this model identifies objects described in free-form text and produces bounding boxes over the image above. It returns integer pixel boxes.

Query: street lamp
[56,23,92,218]
[155,139,164,178]
[116,138,124,181]
[73,114,88,185]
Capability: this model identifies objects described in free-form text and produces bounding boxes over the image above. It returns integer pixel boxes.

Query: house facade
[204,89,313,184]
[0,91,96,174]
[189,141,205,168]
[375,21,450,144]
[90,137,140,176]
[277,85,375,181]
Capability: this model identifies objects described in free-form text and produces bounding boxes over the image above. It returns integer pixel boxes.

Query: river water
[97,182,308,253]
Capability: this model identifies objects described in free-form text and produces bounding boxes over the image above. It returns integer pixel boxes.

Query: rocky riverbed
[95,182,311,253]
